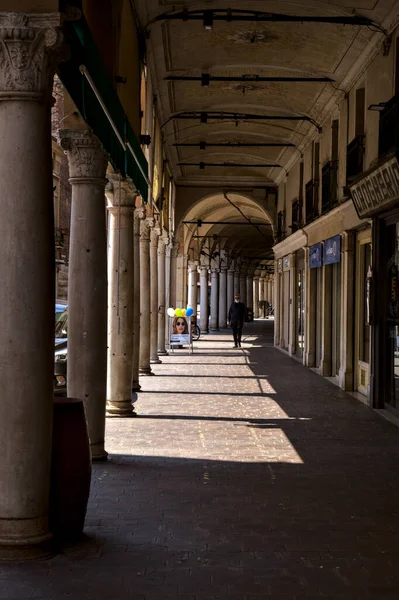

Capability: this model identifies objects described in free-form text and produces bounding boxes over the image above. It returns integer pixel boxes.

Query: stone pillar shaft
[62,129,108,461]
[200,267,209,333]
[288,255,297,356]
[210,269,220,330]
[240,274,247,304]
[139,218,154,375]
[339,232,355,389]
[234,272,240,296]
[188,263,199,317]
[105,178,136,417]
[150,227,161,364]
[132,208,145,392]
[0,12,62,560]
[227,270,234,310]
[254,277,260,318]
[219,269,228,328]
[157,233,168,355]
[247,275,254,309]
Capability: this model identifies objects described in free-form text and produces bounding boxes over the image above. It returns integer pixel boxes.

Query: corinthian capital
[150,226,161,248]
[0,12,63,101]
[140,217,155,241]
[60,129,108,181]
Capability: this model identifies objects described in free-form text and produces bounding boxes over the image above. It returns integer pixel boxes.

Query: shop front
[349,153,399,409]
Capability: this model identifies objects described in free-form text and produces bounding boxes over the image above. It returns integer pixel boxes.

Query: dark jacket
[228,301,246,327]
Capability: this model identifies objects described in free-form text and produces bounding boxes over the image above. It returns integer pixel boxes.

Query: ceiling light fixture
[368,102,387,112]
[178,162,283,168]
[167,111,321,131]
[165,73,333,84]
[201,73,210,87]
[154,9,382,31]
[203,10,213,30]
[174,141,296,148]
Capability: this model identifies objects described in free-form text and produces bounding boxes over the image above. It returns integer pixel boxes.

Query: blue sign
[309,243,322,269]
[323,235,341,265]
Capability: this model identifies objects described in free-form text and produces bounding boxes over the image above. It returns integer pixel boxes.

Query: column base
[139,367,154,376]
[106,400,136,418]
[150,357,162,364]
[131,382,141,392]
[0,531,53,562]
[158,349,169,356]
[91,442,108,462]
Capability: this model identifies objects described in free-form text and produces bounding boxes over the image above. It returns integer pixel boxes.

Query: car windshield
[55,310,68,339]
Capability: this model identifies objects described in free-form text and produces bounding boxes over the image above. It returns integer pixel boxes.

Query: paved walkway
[2,320,399,599]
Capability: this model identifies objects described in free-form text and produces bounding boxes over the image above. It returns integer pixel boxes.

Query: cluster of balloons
[167,307,194,318]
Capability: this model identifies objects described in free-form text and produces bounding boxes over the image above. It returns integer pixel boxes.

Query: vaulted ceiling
[134,0,394,189]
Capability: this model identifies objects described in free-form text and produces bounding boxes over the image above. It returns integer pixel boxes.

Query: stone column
[247,274,254,309]
[62,130,108,462]
[188,261,199,316]
[132,207,145,393]
[240,272,247,302]
[139,217,155,375]
[259,274,265,303]
[274,267,281,346]
[227,269,234,309]
[210,269,220,330]
[169,242,178,308]
[321,264,333,375]
[234,271,240,296]
[105,178,136,417]
[219,268,228,328]
[339,232,355,389]
[176,253,188,308]
[150,226,161,364]
[200,266,209,333]
[254,276,260,318]
[0,12,62,560]
[305,256,317,367]
[157,231,169,356]
[288,254,297,356]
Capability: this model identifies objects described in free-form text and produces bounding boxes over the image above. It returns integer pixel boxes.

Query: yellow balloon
[175,308,182,317]
[181,309,186,317]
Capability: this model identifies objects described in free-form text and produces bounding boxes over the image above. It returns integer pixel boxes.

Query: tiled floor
[2,319,399,598]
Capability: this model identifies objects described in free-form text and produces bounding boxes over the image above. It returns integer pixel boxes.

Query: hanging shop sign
[283,256,291,271]
[323,235,341,265]
[349,154,399,218]
[277,259,283,273]
[309,243,322,269]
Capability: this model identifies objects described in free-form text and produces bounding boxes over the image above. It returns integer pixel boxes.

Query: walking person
[228,294,246,348]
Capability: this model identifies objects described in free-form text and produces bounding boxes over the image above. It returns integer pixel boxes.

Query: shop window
[360,243,371,363]
[378,95,399,157]
[321,161,338,214]
[276,210,285,241]
[291,200,300,232]
[305,179,316,224]
[346,135,365,181]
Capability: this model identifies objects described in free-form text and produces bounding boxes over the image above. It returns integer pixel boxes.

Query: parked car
[54,307,67,396]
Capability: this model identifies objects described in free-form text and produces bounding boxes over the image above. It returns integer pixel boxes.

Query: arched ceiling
[134,0,393,188]
[180,193,274,268]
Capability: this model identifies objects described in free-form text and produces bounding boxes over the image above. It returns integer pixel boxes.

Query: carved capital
[0,13,63,101]
[158,231,169,255]
[106,175,138,209]
[140,217,155,242]
[150,226,161,248]
[170,241,179,258]
[60,129,108,182]
[134,206,146,222]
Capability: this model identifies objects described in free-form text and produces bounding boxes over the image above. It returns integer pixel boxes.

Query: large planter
[50,398,92,541]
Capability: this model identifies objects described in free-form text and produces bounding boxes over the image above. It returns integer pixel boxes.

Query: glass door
[355,231,372,395]
[331,261,341,377]
[297,269,304,358]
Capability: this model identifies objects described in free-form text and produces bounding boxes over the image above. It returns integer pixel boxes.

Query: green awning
[58,15,148,202]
